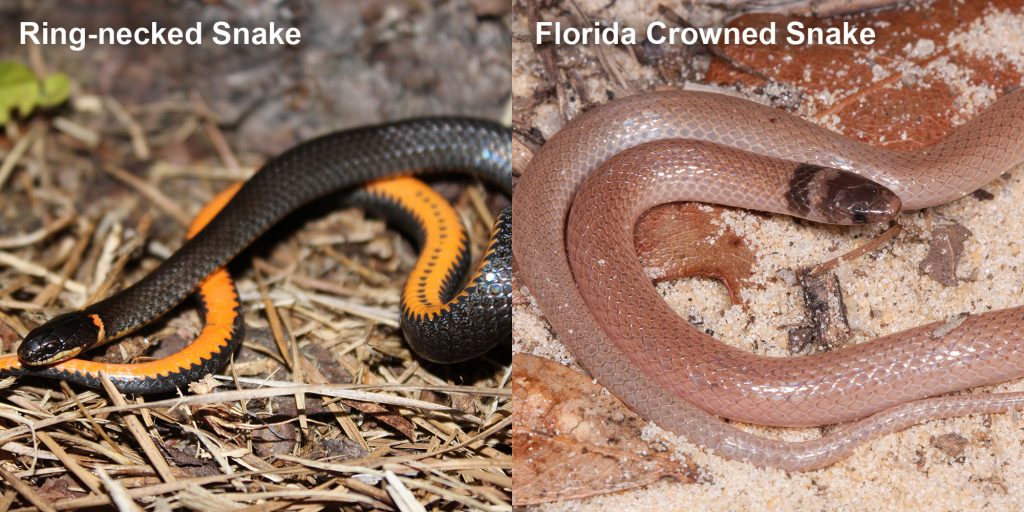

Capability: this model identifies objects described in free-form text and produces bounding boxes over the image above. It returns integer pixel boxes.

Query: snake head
[819,170,902,225]
[18,312,102,366]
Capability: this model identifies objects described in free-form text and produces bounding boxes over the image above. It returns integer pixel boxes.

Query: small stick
[45,432,140,466]
[297,357,370,452]
[103,165,191,226]
[566,0,631,93]
[0,124,44,192]
[280,308,309,434]
[0,465,57,512]
[87,214,152,304]
[150,162,254,183]
[52,117,100,147]
[808,223,901,277]
[59,381,124,458]
[255,266,294,370]
[87,220,122,299]
[466,185,495,231]
[0,489,16,512]
[97,372,177,483]
[33,218,96,307]
[0,250,87,295]
[385,470,427,512]
[46,468,306,511]
[35,431,103,494]
[192,91,241,173]
[0,211,75,249]
[105,96,151,160]
[95,467,145,512]
[320,245,391,286]
[0,300,43,311]
[304,291,400,327]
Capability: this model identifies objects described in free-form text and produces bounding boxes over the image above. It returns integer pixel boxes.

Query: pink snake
[513,88,1024,471]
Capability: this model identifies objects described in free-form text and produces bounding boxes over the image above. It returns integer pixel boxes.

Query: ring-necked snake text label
[19,21,301,52]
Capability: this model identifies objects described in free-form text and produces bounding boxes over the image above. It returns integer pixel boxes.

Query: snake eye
[821,171,901,225]
[36,338,60,353]
[18,312,99,366]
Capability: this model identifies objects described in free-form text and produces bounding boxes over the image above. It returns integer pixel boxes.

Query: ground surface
[0,1,511,510]
[512,0,1024,510]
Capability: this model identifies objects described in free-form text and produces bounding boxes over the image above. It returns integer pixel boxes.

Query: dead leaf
[634,203,756,305]
[159,440,220,477]
[930,432,969,459]
[346,400,417,441]
[307,437,370,460]
[252,422,297,459]
[300,343,354,385]
[929,312,970,339]
[37,475,86,501]
[187,374,224,395]
[788,269,852,354]
[972,189,996,201]
[919,223,973,287]
[708,1,1024,151]
[512,354,697,506]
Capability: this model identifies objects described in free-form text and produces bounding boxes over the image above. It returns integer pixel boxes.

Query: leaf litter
[0,1,512,510]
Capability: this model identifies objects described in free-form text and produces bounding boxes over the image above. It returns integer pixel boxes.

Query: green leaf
[39,73,71,107]
[0,61,71,125]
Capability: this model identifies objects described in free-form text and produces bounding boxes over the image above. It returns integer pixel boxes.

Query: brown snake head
[787,164,902,224]
[18,312,102,366]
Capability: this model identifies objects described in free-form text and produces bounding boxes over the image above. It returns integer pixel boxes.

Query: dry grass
[0,77,511,510]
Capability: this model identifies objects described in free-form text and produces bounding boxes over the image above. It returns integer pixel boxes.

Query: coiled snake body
[514,89,1024,471]
[3,118,512,393]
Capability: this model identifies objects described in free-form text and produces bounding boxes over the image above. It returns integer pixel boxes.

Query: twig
[103,165,191,226]
[320,245,391,286]
[52,117,100,147]
[808,222,901,276]
[0,211,75,249]
[87,219,122,299]
[0,250,87,295]
[304,291,400,327]
[35,431,103,494]
[467,185,495,231]
[280,309,309,434]
[214,375,509,397]
[192,91,240,172]
[566,0,631,93]
[88,214,152,304]
[0,123,44,192]
[59,379,125,460]
[45,468,306,511]
[98,372,177,483]
[33,218,95,307]
[0,383,476,446]
[0,490,16,512]
[385,470,426,512]
[95,467,145,512]
[105,96,151,160]
[0,465,57,512]
[0,300,44,311]
[254,266,293,369]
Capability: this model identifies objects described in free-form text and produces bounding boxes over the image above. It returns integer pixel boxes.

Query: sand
[513,1,1024,510]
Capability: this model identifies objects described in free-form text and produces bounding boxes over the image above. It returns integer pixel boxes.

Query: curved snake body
[514,89,1024,470]
[6,118,511,393]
